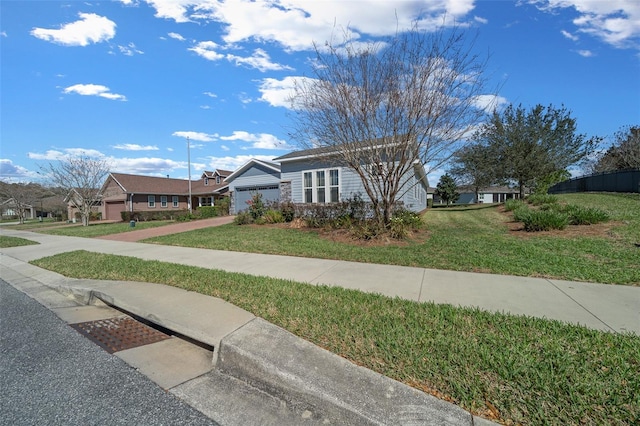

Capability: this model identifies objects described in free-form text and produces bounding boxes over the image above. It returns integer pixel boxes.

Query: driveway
[97,216,235,242]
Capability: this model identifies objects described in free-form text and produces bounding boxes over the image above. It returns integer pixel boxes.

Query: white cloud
[112,144,159,151]
[473,94,509,112]
[220,145,230,151]
[63,84,127,101]
[189,40,225,61]
[205,154,278,172]
[118,42,144,56]
[168,32,186,41]
[474,16,488,25]
[258,76,314,108]
[220,131,290,150]
[143,0,477,52]
[226,48,293,72]
[110,157,189,174]
[1,31,7,37]
[203,91,217,98]
[28,148,106,161]
[528,0,640,49]
[577,49,594,57]
[561,29,579,41]
[0,159,39,182]
[172,131,217,142]
[31,13,116,47]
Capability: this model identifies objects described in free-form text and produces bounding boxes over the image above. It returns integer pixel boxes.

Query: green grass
[144,193,640,285]
[0,235,39,248]
[32,250,640,426]
[36,220,175,238]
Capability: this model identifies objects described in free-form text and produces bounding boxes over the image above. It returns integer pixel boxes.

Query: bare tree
[594,126,640,172]
[0,181,46,224]
[40,155,110,226]
[289,22,490,226]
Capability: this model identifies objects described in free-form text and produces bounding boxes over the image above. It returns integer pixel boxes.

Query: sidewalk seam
[545,279,616,333]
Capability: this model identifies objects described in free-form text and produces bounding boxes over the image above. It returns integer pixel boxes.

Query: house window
[304,172,313,203]
[160,196,167,208]
[216,176,221,184]
[148,195,155,208]
[302,168,339,203]
[316,170,326,203]
[172,196,179,208]
[204,177,209,186]
[329,169,339,202]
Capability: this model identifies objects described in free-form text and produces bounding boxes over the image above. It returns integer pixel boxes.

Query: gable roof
[224,159,281,183]
[274,136,410,163]
[107,173,191,195]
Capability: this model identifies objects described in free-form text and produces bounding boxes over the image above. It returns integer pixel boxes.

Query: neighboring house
[440,185,526,205]
[99,171,229,221]
[225,159,281,214]
[65,188,102,222]
[0,198,35,220]
[274,146,429,212]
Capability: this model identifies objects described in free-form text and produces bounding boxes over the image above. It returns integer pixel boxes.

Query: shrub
[246,193,265,220]
[527,193,558,206]
[263,209,284,224]
[197,206,218,218]
[522,210,568,232]
[512,205,532,222]
[504,199,525,212]
[278,201,295,222]
[234,211,253,225]
[392,209,423,230]
[566,206,609,225]
[216,197,230,216]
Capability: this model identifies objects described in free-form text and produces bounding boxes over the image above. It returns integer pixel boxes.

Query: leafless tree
[40,154,110,226]
[288,22,491,225]
[0,181,46,224]
[594,126,640,173]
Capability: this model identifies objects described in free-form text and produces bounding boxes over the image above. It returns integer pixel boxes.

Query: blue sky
[1,0,639,184]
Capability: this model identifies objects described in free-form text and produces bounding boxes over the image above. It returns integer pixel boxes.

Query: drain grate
[70,317,171,354]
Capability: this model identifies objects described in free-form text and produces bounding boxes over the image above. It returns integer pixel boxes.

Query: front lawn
[0,235,39,248]
[144,193,640,285]
[37,220,175,238]
[32,250,640,426]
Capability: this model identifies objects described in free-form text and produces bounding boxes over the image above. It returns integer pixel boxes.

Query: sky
[1,0,639,184]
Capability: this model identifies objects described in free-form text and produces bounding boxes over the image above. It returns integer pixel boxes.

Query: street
[0,279,218,426]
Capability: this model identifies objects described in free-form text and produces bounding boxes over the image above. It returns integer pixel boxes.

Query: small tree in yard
[435,173,459,206]
[449,142,497,203]
[0,181,46,223]
[289,21,490,228]
[40,154,110,226]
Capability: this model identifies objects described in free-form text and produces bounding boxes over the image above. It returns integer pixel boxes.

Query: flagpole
[187,136,192,214]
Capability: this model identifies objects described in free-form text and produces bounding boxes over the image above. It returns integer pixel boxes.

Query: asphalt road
[0,279,218,426]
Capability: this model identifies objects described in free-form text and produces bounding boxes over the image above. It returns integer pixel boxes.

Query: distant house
[274,145,429,212]
[436,185,526,205]
[99,171,229,221]
[0,198,35,220]
[225,159,281,214]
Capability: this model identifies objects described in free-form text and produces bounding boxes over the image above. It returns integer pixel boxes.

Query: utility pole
[187,136,192,214]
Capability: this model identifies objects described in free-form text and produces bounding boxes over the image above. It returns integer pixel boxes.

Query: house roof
[104,172,228,196]
[224,159,281,183]
[274,136,409,163]
[457,185,525,194]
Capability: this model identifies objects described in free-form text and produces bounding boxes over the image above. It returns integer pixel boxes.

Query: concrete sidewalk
[1,228,638,334]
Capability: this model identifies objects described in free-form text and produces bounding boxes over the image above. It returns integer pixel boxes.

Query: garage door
[105,201,126,221]
[235,185,280,212]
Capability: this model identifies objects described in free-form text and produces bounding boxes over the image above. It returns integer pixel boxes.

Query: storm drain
[70,317,171,354]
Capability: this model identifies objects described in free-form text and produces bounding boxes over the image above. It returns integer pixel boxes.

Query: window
[304,172,313,203]
[172,196,179,208]
[216,176,221,184]
[204,177,209,186]
[148,195,155,208]
[329,169,339,202]
[160,196,167,208]
[302,168,339,203]
[316,170,326,203]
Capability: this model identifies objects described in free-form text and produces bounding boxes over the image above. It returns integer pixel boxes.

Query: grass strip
[32,250,640,425]
[36,220,174,238]
[0,235,39,248]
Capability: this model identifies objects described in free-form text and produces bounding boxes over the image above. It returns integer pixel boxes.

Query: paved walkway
[1,226,638,335]
[97,216,235,242]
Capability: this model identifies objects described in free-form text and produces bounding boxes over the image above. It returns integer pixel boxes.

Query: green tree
[479,104,599,198]
[594,126,640,172]
[449,142,497,203]
[435,173,459,206]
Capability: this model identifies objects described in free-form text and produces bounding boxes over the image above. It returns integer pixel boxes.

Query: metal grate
[70,317,171,354]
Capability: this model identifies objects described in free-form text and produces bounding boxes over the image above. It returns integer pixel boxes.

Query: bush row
[234,193,423,240]
[510,195,610,232]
